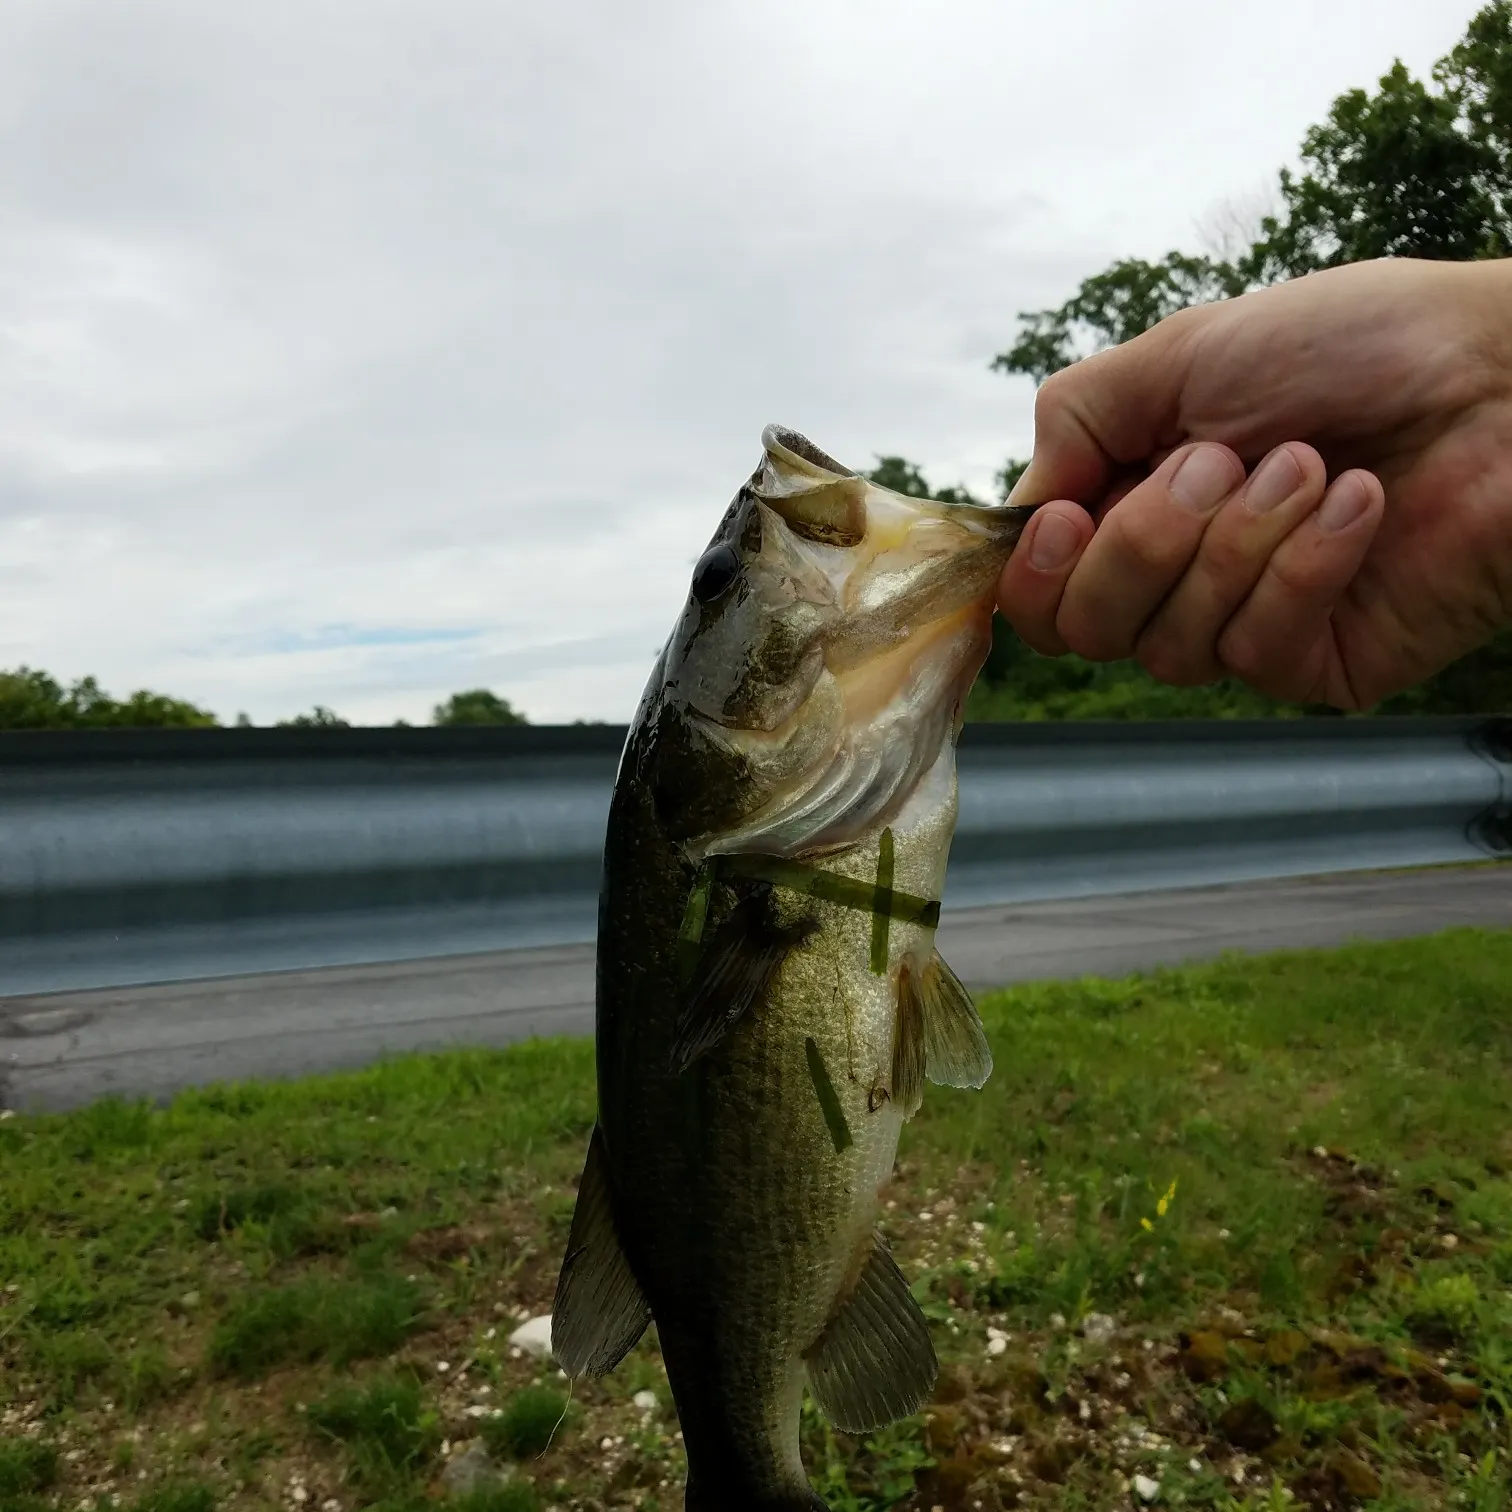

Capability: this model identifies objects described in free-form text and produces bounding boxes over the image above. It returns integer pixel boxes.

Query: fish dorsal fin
[551,1125,651,1377]
[803,1230,937,1434]
[921,949,994,1089]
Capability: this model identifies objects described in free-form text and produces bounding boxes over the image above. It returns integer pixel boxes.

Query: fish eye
[691,542,741,603]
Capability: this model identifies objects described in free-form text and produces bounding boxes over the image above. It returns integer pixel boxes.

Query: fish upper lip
[926,499,1041,542]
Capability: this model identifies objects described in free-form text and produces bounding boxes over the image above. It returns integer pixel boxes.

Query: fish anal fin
[922,949,994,1090]
[551,1125,651,1378]
[892,960,926,1119]
[670,884,813,1073]
[804,1231,937,1434]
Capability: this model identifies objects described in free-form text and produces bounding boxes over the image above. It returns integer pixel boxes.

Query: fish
[551,425,1037,1510]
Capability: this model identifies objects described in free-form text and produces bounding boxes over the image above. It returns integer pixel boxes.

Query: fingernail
[1243,446,1303,515]
[1170,446,1239,514]
[1317,474,1370,533]
[1027,511,1080,571]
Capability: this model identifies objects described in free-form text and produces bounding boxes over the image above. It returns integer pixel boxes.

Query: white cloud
[0,0,1484,723]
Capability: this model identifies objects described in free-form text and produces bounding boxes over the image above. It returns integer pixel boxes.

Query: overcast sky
[0,0,1485,725]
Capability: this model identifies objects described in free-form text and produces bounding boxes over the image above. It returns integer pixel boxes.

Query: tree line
[0,668,529,730]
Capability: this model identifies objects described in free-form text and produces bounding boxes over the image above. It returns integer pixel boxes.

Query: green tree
[0,666,218,729]
[431,689,528,726]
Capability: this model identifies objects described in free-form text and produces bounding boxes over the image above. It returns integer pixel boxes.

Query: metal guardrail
[1,719,1507,998]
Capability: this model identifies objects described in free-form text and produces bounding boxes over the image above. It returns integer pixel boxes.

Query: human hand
[996,257,1512,708]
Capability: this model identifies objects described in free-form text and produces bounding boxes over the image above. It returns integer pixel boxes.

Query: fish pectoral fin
[551,1125,651,1378]
[892,960,927,1119]
[803,1231,937,1434]
[921,948,994,1090]
[669,885,811,1073]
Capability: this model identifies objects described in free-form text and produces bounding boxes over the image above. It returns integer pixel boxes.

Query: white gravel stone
[509,1314,555,1360]
[443,1443,512,1494]
[632,1390,659,1414]
[1081,1312,1116,1344]
[1133,1474,1161,1503]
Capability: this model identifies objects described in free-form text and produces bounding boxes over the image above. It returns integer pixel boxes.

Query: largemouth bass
[552,426,1035,1510]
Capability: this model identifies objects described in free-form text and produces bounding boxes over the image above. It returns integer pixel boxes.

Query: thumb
[1008,317,1197,509]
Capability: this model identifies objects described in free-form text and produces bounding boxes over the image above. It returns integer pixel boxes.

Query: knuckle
[1035,366,1076,415]
[1058,606,1127,663]
[1000,601,1065,658]
[1217,624,1273,683]
[1136,634,1216,688]
[1198,526,1263,585]
[1111,517,1190,580]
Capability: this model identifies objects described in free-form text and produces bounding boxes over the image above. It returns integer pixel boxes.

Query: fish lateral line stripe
[710,853,939,927]
[869,827,895,975]
[804,1036,853,1154]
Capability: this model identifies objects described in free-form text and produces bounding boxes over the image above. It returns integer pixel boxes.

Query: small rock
[1081,1312,1116,1345]
[632,1390,658,1414]
[509,1314,555,1360]
[179,1291,201,1310]
[443,1443,510,1495]
[1132,1473,1160,1503]
[1049,1312,1066,1330]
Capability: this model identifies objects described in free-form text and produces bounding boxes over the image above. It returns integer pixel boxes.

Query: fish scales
[554,426,1035,1510]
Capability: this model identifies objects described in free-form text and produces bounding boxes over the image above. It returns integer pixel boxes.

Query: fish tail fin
[684,1476,827,1511]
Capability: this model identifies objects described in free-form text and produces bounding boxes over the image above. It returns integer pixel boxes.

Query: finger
[1216,469,1387,704]
[1135,442,1328,686]
[1007,313,1201,508]
[1053,441,1246,662]
[996,502,1096,655]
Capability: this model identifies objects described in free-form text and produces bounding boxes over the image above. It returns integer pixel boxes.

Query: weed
[208,1274,423,1378]
[0,1439,56,1497]
[481,1387,570,1460]
[119,1344,178,1411]
[1406,1268,1482,1342]
[450,1486,542,1512]
[189,1182,304,1242]
[131,1484,216,1512]
[306,1375,440,1492]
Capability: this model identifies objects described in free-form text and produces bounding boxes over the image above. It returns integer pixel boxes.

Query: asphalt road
[2,865,1507,1112]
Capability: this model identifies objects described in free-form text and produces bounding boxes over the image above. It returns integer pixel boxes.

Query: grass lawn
[3,928,1511,1512]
